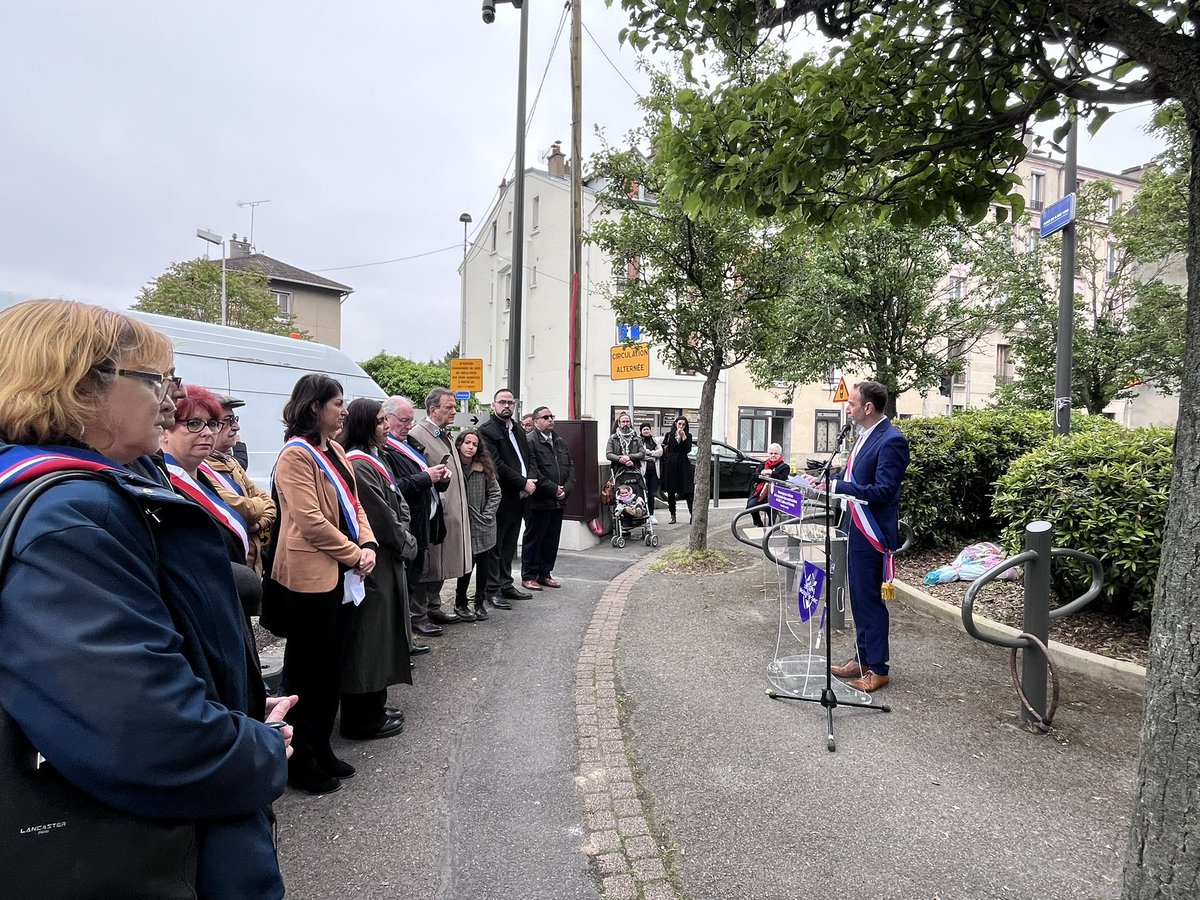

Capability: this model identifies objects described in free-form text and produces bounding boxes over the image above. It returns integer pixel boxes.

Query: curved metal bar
[896,520,914,555]
[730,505,767,551]
[961,550,1038,649]
[1047,548,1105,619]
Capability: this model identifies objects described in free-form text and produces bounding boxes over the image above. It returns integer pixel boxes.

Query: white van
[128,312,385,482]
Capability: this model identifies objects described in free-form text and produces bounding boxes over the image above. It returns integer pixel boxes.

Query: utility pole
[1053,112,1078,436]
[568,0,583,419]
[507,0,530,404]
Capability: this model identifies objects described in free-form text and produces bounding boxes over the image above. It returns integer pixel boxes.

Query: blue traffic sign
[1040,193,1076,239]
[617,323,642,342]
[454,390,470,400]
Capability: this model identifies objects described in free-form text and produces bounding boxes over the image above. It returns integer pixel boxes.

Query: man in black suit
[479,388,536,608]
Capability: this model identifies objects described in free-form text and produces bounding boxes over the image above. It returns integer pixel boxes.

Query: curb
[575,547,682,900]
[893,579,1147,694]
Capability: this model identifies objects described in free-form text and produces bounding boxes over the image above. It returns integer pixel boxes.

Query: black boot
[473,600,489,621]
[454,602,476,622]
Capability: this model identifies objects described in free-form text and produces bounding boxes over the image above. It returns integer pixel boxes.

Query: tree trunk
[1121,116,1200,899]
[688,364,722,552]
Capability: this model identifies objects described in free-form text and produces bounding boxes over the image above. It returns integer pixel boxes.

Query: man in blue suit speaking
[805,380,910,692]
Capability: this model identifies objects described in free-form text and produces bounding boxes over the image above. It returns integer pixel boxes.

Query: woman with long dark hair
[660,416,695,524]
[270,373,376,794]
[453,428,501,621]
[339,398,414,741]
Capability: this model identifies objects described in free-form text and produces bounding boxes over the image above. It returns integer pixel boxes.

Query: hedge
[895,408,1118,549]
[991,427,1174,616]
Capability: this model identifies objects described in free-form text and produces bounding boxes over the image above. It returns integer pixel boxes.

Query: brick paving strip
[574,550,683,900]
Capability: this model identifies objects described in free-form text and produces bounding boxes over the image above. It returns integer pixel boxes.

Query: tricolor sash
[346,449,397,492]
[844,470,897,601]
[199,459,244,497]
[165,455,251,555]
[0,447,121,491]
[386,434,439,517]
[278,438,361,542]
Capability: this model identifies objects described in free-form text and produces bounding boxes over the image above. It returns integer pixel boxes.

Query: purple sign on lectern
[768,484,804,517]
[798,560,825,623]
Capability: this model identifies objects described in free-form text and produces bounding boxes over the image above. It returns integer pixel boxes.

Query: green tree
[607,2,1200,893]
[359,351,451,404]
[752,218,1019,416]
[133,258,304,337]
[993,181,1186,414]
[586,68,804,551]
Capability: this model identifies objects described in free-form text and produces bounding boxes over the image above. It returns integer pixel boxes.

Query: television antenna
[236,199,271,249]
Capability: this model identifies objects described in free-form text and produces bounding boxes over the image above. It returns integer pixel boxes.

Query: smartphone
[441,454,451,464]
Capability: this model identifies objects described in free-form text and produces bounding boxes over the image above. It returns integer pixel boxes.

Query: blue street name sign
[768,484,804,517]
[617,323,642,342]
[454,390,471,400]
[1040,193,1076,239]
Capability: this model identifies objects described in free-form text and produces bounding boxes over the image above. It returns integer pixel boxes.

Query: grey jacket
[463,465,501,555]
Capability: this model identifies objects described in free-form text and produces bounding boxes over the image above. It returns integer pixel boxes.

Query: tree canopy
[359,351,451,405]
[133,258,304,337]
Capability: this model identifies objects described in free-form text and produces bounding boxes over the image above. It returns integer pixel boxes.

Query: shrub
[991,427,1173,616]
[895,408,1118,549]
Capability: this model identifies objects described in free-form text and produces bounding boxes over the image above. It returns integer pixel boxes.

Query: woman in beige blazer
[271,373,376,795]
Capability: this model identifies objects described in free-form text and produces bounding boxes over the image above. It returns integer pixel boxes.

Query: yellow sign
[832,376,850,403]
[450,358,484,393]
[610,343,650,380]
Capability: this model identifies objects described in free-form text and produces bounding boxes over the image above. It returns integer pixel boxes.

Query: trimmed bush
[895,408,1118,548]
[991,427,1173,616]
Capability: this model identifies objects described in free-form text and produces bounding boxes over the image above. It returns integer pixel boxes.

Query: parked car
[687,440,764,499]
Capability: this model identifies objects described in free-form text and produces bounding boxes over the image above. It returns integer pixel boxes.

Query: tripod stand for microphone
[765,426,890,751]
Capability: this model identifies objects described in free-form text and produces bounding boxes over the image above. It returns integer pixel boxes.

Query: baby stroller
[611,467,659,548]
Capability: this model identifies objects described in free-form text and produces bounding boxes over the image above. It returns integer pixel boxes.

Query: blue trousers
[847,531,890,675]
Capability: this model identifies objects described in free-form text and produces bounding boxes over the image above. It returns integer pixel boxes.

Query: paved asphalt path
[274,530,662,899]
[618,517,1143,900]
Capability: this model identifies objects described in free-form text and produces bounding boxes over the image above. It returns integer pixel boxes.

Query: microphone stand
[766,423,890,751]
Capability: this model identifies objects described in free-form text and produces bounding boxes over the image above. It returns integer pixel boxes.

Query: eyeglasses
[538,414,555,420]
[182,418,223,434]
[220,415,239,427]
[388,414,414,424]
[494,399,516,406]
[94,365,176,400]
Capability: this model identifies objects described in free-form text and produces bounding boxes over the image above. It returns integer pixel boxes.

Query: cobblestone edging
[574,551,682,900]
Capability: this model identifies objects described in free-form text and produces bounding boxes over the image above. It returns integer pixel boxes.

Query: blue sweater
[0,444,287,898]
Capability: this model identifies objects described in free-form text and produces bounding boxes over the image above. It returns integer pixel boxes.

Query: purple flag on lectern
[769,484,804,517]
[798,561,825,623]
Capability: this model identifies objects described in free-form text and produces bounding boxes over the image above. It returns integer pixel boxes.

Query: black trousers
[339,689,388,734]
[280,578,356,770]
[455,550,495,604]
[643,468,659,514]
[666,492,693,517]
[522,507,564,581]
[490,512,522,592]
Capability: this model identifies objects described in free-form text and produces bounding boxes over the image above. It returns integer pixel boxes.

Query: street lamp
[459,212,472,357]
[483,0,528,400]
[195,228,227,326]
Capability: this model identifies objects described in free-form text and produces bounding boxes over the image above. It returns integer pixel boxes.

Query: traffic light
[938,371,953,396]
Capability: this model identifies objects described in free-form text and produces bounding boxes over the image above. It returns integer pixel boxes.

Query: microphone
[836,423,854,446]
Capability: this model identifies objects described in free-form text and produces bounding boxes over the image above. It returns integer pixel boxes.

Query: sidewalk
[611,511,1141,900]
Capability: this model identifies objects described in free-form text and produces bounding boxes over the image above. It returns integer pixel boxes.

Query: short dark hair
[425,387,453,413]
[854,380,888,413]
[343,397,383,451]
[493,387,514,400]
[531,405,550,420]
[282,373,343,442]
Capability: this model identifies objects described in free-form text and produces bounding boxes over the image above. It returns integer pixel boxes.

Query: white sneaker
[648,515,658,525]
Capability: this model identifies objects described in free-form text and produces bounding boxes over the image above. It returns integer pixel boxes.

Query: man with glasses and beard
[479,388,537,609]
[522,406,575,592]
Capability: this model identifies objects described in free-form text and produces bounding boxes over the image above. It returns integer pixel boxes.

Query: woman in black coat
[660,416,695,524]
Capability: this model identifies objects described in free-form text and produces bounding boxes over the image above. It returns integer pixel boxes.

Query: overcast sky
[0,3,1163,364]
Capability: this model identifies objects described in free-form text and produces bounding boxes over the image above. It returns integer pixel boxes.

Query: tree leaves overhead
[132,258,305,338]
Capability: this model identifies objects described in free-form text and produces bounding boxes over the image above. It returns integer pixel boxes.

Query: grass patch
[650,547,748,574]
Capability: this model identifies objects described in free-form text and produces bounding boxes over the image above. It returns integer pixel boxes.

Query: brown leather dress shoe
[847,670,890,692]
[537,576,561,588]
[830,658,865,679]
[521,579,544,591]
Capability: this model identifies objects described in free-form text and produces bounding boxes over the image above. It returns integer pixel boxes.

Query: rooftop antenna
[236,199,271,250]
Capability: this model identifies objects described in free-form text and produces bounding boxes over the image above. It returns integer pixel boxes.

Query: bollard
[712,456,721,508]
[1021,521,1054,727]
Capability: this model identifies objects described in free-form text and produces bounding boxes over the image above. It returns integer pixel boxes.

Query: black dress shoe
[428,608,462,625]
[318,757,356,779]
[501,587,532,600]
[488,594,513,610]
[410,643,431,656]
[453,603,476,622]
[383,706,406,722]
[341,714,405,741]
[288,762,342,795]
[472,603,489,620]
[413,620,444,637]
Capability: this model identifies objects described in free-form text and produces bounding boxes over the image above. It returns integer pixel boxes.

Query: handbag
[600,476,616,505]
[0,470,198,899]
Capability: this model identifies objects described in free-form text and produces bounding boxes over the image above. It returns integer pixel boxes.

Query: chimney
[229,234,252,258]
[547,141,567,177]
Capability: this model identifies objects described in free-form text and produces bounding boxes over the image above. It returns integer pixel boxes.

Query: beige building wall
[290,287,342,347]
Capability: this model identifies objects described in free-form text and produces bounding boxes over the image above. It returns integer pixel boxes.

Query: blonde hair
[0,300,173,445]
